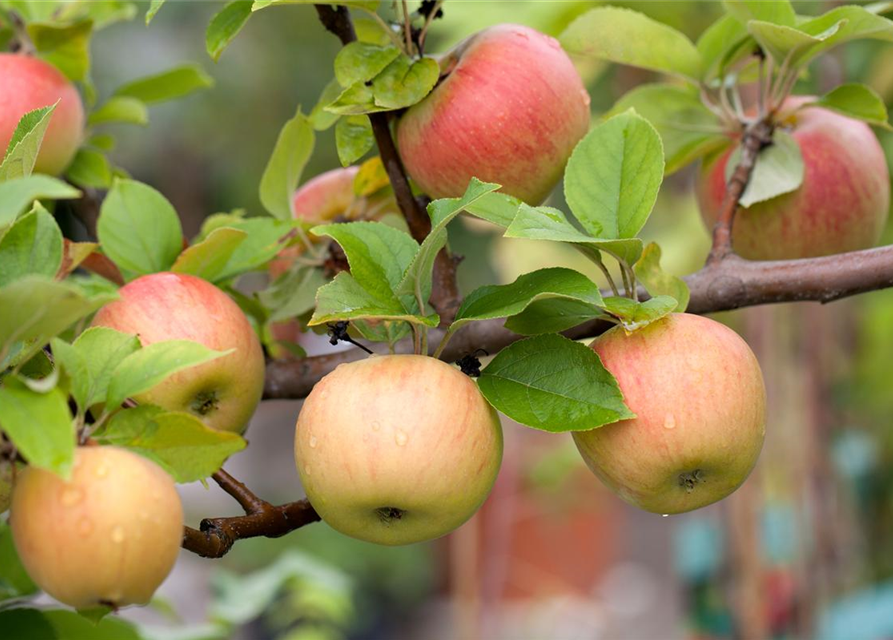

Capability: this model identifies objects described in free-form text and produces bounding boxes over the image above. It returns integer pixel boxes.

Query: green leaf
[560,7,702,81]
[806,82,890,128]
[0,607,143,639]
[564,109,664,239]
[146,0,166,24]
[114,64,214,104]
[97,179,184,276]
[335,114,374,166]
[0,175,80,229]
[0,205,63,287]
[105,340,230,409]
[333,41,401,87]
[66,148,113,189]
[48,337,89,410]
[0,104,56,181]
[28,19,92,82]
[215,217,302,280]
[463,191,523,228]
[452,267,603,333]
[724,0,796,28]
[260,108,314,219]
[0,277,115,357]
[171,227,248,282]
[725,129,803,208]
[309,78,343,131]
[99,407,246,483]
[0,521,38,600]
[696,14,749,81]
[0,381,74,477]
[746,19,842,66]
[608,84,726,174]
[325,82,389,116]
[259,265,328,322]
[633,243,690,313]
[601,295,678,332]
[206,0,253,62]
[53,327,141,410]
[795,5,893,62]
[504,298,603,336]
[478,333,633,433]
[309,271,436,327]
[88,96,149,126]
[371,55,439,109]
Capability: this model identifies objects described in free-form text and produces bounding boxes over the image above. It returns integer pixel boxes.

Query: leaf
[601,295,678,332]
[88,96,149,126]
[66,148,113,189]
[335,115,374,166]
[371,55,439,109]
[53,327,141,410]
[452,267,603,332]
[325,82,389,116]
[0,381,74,478]
[259,265,328,322]
[105,340,231,409]
[806,83,890,128]
[114,64,215,104]
[97,179,184,276]
[0,175,80,229]
[171,227,248,282]
[333,41,401,87]
[504,298,603,336]
[0,277,115,356]
[463,191,524,228]
[352,155,390,196]
[260,108,314,219]
[478,333,633,433]
[215,218,299,280]
[724,0,796,28]
[725,129,803,208]
[206,0,253,62]
[0,607,143,639]
[0,521,38,600]
[146,0,166,24]
[48,337,89,410]
[608,83,726,174]
[564,109,664,239]
[795,5,893,62]
[99,407,246,483]
[0,205,63,287]
[696,14,749,81]
[309,271,436,327]
[28,19,92,82]
[633,243,690,313]
[746,19,842,66]
[560,7,702,81]
[0,104,56,181]
[56,239,98,279]
[308,78,343,131]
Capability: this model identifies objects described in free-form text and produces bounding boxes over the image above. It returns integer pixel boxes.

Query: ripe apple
[0,53,84,175]
[10,446,183,609]
[294,355,503,545]
[573,313,766,514]
[697,98,889,260]
[396,23,590,205]
[91,272,265,433]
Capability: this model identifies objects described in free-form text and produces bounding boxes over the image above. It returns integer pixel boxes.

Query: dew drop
[60,487,83,507]
[308,435,318,449]
[371,421,381,432]
[580,88,591,108]
[662,514,669,518]
[663,414,676,430]
[77,517,93,536]
[395,430,408,446]
[110,525,125,543]
[303,466,311,477]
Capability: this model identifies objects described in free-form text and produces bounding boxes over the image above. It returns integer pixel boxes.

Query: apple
[573,313,766,514]
[10,446,183,609]
[91,272,265,433]
[396,23,590,205]
[696,98,889,260]
[0,53,84,176]
[294,355,503,545]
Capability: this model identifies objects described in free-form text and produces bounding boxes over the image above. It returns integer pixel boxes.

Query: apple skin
[10,446,183,609]
[573,313,766,515]
[396,23,590,205]
[294,355,503,545]
[91,273,265,434]
[696,98,889,260]
[0,53,84,176]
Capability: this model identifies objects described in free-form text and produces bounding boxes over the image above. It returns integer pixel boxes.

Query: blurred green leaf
[260,265,328,322]
[478,333,633,432]
[171,227,248,282]
[114,64,214,104]
[0,104,56,181]
[27,19,92,82]
[66,148,113,189]
[807,83,890,128]
[88,96,149,126]
[97,179,184,275]
[215,218,299,280]
[0,175,80,229]
[334,115,373,166]
[146,0,166,24]
[260,108,314,220]
[309,79,342,131]
[206,0,253,62]
[725,129,803,208]
[724,0,796,27]
[634,243,690,313]
[0,379,74,478]
[0,607,143,639]
[505,298,603,336]
[0,521,38,600]
[601,295,678,332]
[0,205,63,287]
[696,14,749,81]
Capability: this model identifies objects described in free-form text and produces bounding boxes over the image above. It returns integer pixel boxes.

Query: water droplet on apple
[661,514,669,518]
[110,525,125,543]
[60,487,84,507]
[95,464,109,478]
[663,414,676,430]
[580,88,591,108]
[303,466,311,477]
[309,435,318,449]
[77,517,94,536]
[371,421,381,432]
[395,430,408,446]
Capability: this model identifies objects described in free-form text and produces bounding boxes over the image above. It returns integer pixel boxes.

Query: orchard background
[3,1,893,639]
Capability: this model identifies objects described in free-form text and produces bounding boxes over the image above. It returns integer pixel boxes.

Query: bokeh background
[72,1,893,638]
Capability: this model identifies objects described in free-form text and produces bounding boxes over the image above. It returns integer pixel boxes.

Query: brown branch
[707,119,774,265]
[182,468,320,558]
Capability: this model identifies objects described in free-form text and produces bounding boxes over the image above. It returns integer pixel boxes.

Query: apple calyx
[190,390,220,416]
[375,506,406,524]
[678,469,705,493]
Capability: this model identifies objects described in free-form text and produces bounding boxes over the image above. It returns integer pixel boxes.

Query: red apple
[295,355,503,545]
[92,273,265,433]
[396,23,591,205]
[10,446,183,609]
[573,313,766,514]
[697,98,889,260]
[0,53,84,176]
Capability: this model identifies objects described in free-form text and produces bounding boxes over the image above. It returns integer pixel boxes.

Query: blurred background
[74,1,893,638]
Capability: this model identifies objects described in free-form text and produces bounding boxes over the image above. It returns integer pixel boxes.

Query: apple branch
[314,3,462,321]
[181,469,320,558]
